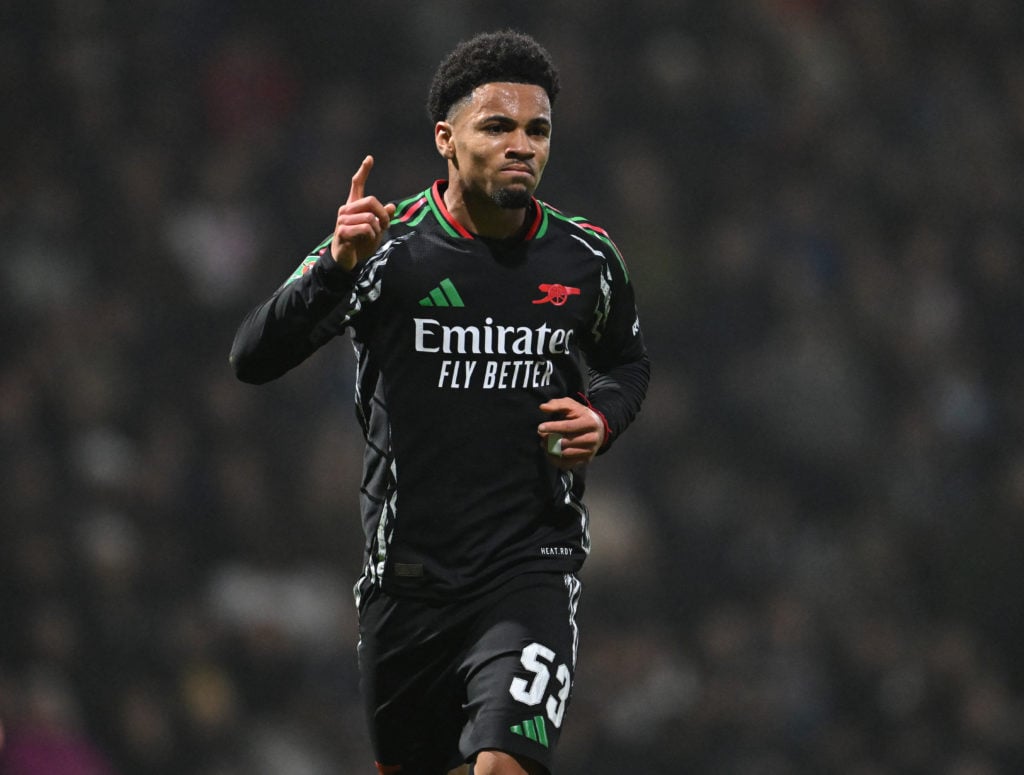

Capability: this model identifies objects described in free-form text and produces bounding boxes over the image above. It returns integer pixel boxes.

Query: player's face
[438,81,552,209]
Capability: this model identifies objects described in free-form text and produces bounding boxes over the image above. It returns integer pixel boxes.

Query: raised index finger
[348,155,375,204]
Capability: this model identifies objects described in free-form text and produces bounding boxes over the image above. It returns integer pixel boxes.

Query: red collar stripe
[523,199,543,240]
[430,180,475,239]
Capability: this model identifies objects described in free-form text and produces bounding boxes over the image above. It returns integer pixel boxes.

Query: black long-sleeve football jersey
[231,180,650,601]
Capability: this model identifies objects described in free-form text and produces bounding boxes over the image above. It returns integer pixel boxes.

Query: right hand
[538,397,606,470]
[330,155,397,271]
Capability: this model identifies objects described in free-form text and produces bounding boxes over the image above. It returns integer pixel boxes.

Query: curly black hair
[426,30,560,123]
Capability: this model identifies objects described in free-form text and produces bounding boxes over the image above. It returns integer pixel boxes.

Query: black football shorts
[357,571,583,774]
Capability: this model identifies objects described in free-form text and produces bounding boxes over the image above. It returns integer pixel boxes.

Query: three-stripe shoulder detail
[537,202,630,282]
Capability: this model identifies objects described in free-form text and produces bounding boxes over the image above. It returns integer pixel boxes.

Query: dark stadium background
[2,1,1023,773]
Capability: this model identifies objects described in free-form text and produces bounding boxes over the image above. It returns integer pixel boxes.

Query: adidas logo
[418,277,464,307]
[510,716,549,748]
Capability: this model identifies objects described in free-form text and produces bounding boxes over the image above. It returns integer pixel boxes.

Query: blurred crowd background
[2,0,1024,773]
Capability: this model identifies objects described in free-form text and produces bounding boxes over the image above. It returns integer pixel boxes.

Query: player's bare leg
[448,766,471,775]
[472,750,545,775]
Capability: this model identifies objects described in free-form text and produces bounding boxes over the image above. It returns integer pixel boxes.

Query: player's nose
[506,128,535,157]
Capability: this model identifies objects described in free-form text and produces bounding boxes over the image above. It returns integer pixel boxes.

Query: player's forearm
[229,293,316,383]
[230,255,356,384]
[585,353,651,452]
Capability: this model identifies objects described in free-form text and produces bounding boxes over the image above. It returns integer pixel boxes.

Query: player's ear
[435,121,456,160]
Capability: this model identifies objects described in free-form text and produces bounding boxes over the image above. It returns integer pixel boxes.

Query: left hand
[538,397,606,470]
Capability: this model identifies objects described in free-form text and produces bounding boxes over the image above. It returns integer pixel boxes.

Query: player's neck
[443,183,527,240]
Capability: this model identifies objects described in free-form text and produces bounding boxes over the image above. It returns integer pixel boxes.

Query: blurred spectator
[0,669,117,775]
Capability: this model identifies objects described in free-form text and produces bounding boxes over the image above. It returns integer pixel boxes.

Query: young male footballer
[231,29,650,775]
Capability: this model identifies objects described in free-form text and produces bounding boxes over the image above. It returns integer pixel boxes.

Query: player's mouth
[500,163,535,177]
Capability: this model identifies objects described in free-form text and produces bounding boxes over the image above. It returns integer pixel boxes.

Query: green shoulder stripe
[541,204,630,282]
[393,191,427,219]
